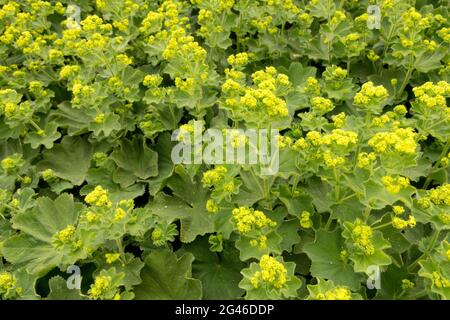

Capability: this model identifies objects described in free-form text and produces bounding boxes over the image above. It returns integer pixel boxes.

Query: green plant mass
[0,0,449,300]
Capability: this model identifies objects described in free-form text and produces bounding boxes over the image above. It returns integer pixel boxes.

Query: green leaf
[148,133,175,195]
[303,229,364,290]
[2,194,88,275]
[239,256,301,299]
[306,278,362,300]
[287,62,316,87]
[235,231,282,261]
[47,276,85,300]
[97,254,145,290]
[413,47,446,73]
[88,112,121,137]
[134,250,202,300]
[181,237,245,300]
[110,136,158,180]
[164,166,214,243]
[38,136,93,185]
[24,122,61,149]
[11,193,82,242]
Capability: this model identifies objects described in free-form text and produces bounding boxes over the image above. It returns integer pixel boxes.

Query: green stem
[363,206,371,222]
[423,140,450,189]
[291,175,299,194]
[28,119,43,132]
[1,202,16,212]
[408,229,440,272]
[382,22,396,58]
[250,167,265,198]
[324,214,333,230]
[406,289,429,299]
[116,238,127,263]
[339,192,356,203]
[373,221,392,230]
[397,58,414,99]
[333,168,340,202]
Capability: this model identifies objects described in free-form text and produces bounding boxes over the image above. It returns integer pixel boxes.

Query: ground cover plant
[0,0,449,300]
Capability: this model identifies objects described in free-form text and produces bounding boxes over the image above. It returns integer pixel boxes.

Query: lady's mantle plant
[0,0,449,300]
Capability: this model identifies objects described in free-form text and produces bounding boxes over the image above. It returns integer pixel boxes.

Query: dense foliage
[0,0,449,300]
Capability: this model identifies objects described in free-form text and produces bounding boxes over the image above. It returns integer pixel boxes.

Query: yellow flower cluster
[393,206,405,215]
[357,152,377,168]
[321,129,358,147]
[1,157,19,173]
[232,206,277,234]
[353,82,389,107]
[332,112,346,128]
[352,220,375,255]
[0,272,16,293]
[392,216,416,230]
[224,129,247,148]
[417,184,450,210]
[304,77,321,95]
[423,39,437,52]
[367,50,380,62]
[401,279,415,290]
[249,235,268,250]
[371,114,391,127]
[317,287,352,300]
[381,176,410,194]
[394,104,407,116]
[429,184,450,206]
[176,123,195,141]
[311,96,334,114]
[113,208,127,221]
[71,80,95,104]
[59,65,80,79]
[206,199,219,213]
[163,32,207,61]
[368,128,418,154]
[323,66,347,81]
[330,10,346,26]
[438,212,450,225]
[93,113,105,124]
[85,186,112,207]
[202,166,227,186]
[401,7,426,32]
[323,151,345,168]
[300,211,313,229]
[432,271,450,288]
[143,74,163,87]
[105,253,121,264]
[223,66,290,119]
[266,0,300,14]
[277,135,292,149]
[412,81,450,109]
[224,68,245,80]
[306,131,322,146]
[52,225,76,244]
[88,275,112,299]
[113,19,129,32]
[227,53,249,67]
[250,255,287,289]
[251,15,276,33]
[438,27,450,42]
[116,54,133,65]
[175,77,195,92]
